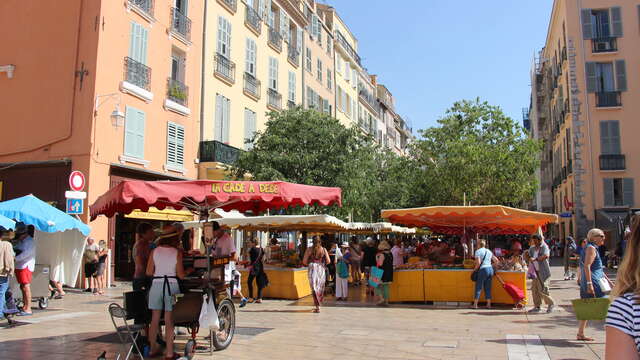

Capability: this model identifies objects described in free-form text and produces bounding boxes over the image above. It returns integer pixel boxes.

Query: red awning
[89,180,342,220]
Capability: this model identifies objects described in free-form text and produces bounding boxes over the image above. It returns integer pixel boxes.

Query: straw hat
[378,240,391,251]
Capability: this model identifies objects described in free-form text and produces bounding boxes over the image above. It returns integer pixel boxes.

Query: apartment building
[199,0,307,180]
[529,0,639,240]
[0,0,203,278]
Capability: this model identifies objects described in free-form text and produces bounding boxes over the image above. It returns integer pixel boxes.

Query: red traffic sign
[69,171,85,191]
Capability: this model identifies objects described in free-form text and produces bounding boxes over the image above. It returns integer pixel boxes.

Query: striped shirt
[606,293,640,353]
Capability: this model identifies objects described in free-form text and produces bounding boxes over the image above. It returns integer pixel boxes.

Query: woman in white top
[146,232,185,359]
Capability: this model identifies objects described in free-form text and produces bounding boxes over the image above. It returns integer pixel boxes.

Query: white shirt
[214,232,236,257]
[15,236,35,271]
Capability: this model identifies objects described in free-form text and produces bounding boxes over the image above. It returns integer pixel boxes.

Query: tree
[411,98,541,206]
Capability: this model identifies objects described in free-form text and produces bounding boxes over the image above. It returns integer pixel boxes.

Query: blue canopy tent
[0,195,91,286]
[0,214,15,230]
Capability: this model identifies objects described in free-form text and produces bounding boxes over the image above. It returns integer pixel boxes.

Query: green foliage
[410,98,542,206]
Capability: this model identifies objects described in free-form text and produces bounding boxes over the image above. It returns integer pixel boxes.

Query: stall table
[238,266,311,300]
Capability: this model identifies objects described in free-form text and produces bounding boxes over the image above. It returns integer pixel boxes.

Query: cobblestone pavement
[0,261,606,360]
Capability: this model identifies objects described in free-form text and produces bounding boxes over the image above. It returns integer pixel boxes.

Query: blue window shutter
[610,7,623,37]
[615,60,627,92]
[129,22,136,59]
[623,178,634,206]
[585,62,597,93]
[140,25,148,64]
[603,178,614,206]
[581,9,593,39]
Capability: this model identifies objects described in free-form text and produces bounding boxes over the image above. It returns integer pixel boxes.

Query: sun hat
[378,240,391,250]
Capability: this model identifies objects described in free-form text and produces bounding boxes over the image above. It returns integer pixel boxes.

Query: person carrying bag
[246,239,268,304]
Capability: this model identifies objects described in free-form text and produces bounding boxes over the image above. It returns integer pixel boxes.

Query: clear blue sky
[327,0,554,134]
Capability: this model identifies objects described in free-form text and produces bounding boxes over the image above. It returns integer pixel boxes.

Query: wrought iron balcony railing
[167,78,188,106]
[600,154,626,171]
[243,72,260,98]
[215,54,235,83]
[267,88,282,110]
[217,0,236,13]
[268,27,282,51]
[335,30,361,66]
[287,45,299,66]
[245,6,261,34]
[596,91,621,107]
[128,0,154,16]
[171,7,191,41]
[592,37,617,53]
[124,56,151,90]
[199,140,242,164]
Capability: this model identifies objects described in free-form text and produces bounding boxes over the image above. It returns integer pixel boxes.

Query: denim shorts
[148,281,180,311]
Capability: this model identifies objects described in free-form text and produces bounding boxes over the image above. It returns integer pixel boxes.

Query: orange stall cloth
[381,206,558,235]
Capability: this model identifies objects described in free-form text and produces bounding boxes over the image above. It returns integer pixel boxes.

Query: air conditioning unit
[594,40,612,52]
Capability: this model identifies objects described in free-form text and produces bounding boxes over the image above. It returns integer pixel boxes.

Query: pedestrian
[335,243,349,301]
[563,236,577,280]
[526,234,556,313]
[362,237,377,296]
[327,241,338,284]
[246,238,266,304]
[302,236,330,313]
[472,239,498,309]
[0,232,15,320]
[210,222,248,307]
[576,228,609,342]
[133,223,154,292]
[94,240,108,295]
[606,217,640,358]
[391,239,405,268]
[146,231,185,359]
[83,237,100,294]
[375,240,393,306]
[348,237,362,284]
[13,223,35,316]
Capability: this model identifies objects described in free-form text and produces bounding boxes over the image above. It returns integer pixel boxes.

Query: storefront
[0,160,71,209]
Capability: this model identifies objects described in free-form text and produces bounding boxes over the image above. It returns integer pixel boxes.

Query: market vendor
[266,237,281,263]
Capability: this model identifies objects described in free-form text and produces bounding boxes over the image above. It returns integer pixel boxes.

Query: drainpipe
[301,29,306,109]
[199,0,209,167]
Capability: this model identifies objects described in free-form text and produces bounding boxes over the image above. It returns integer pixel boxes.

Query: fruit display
[395,261,431,270]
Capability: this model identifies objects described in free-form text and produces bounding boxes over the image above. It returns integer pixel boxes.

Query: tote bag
[571,298,611,321]
[368,266,384,288]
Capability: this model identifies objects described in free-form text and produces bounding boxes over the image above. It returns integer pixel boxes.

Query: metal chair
[108,303,145,360]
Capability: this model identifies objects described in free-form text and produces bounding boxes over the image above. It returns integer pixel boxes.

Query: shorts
[96,262,106,276]
[84,262,97,277]
[148,281,180,311]
[15,268,33,285]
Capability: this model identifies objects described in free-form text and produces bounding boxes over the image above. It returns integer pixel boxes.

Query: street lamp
[95,93,125,127]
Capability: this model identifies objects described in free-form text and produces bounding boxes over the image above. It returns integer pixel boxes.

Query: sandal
[577,334,594,341]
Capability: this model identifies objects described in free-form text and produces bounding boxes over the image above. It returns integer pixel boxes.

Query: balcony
[268,27,282,52]
[214,54,235,84]
[600,154,626,171]
[267,88,282,110]
[128,0,154,17]
[287,44,299,67]
[166,78,188,106]
[592,37,617,53]
[243,72,260,99]
[124,56,151,90]
[199,140,241,164]
[217,0,236,14]
[335,30,361,67]
[596,91,621,108]
[358,87,378,114]
[245,6,261,35]
[170,7,191,42]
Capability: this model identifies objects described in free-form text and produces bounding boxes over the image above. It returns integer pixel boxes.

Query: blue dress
[579,244,606,299]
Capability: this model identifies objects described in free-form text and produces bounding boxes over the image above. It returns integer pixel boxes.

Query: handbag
[571,298,611,320]
[598,275,612,294]
[471,252,489,282]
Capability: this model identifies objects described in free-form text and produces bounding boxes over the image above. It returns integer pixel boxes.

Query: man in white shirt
[211,222,248,307]
[14,223,35,316]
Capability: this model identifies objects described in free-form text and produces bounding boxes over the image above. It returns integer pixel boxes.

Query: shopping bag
[198,296,220,330]
[571,298,611,321]
[337,260,349,279]
[368,266,383,288]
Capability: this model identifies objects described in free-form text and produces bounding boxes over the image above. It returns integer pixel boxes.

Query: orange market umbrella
[381,205,558,235]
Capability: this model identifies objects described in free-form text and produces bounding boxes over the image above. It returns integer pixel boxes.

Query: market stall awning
[90,180,342,220]
[0,195,91,235]
[381,205,558,235]
[346,222,415,234]
[0,214,15,230]
[210,215,349,232]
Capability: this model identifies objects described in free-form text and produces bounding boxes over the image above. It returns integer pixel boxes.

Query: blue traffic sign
[66,198,84,215]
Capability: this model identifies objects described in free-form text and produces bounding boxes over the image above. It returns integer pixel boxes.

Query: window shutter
[135,109,145,158]
[581,9,594,39]
[600,121,610,154]
[288,71,295,102]
[604,178,614,206]
[610,121,621,154]
[585,62,597,93]
[345,62,350,82]
[129,22,136,60]
[610,7,623,37]
[217,17,224,55]
[245,38,256,75]
[624,178,634,206]
[140,25,148,64]
[244,109,255,150]
[223,97,230,143]
[296,28,303,53]
[615,60,627,91]
[124,106,137,157]
[214,94,224,141]
[167,122,177,165]
[245,38,251,74]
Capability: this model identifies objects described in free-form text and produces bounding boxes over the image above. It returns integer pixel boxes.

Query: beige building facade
[530,0,639,239]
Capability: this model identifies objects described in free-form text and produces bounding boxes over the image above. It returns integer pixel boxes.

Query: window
[317,59,322,82]
[245,38,257,75]
[352,68,357,89]
[288,71,295,102]
[244,108,257,150]
[344,62,350,82]
[124,106,146,159]
[604,178,633,207]
[280,11,288,40]
[166,122,185,168]
[129,22,149,64]
[336,56,342,75]
[171,49,186,82]
[214,94,230,143]
[327,69,332,90]
[217,16,232,58]
[268,56,278,90]
[311,14,319,39]
[581,8,623,39]
[346,93,352,118]
[322,99,330,114]
[296,28,303,54]
[600,120,620,154]
[305,48,312,72]
[586,60,627,93]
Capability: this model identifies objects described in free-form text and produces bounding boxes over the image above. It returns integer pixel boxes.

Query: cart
[10,264,51,310]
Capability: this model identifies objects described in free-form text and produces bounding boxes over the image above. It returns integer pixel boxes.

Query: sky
[326,0,554,134]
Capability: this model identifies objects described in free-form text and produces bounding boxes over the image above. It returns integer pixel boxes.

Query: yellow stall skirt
[238,266,311,300]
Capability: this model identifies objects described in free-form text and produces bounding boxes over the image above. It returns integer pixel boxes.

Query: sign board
[559,212,573,218]
[69,171,85,192]
[66,198,84,215]
[65,191,87,199]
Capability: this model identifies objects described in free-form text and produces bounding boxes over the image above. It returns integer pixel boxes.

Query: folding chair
[108,303,145,360]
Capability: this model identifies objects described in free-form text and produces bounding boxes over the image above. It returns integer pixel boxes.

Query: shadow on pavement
[0,332,123,359]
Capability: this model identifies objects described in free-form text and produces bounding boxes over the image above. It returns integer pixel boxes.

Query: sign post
[66,171,86,214]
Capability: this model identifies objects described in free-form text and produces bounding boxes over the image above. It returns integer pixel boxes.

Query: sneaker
[17,311,32,316]
[528,307,542,313]
[239,298,248,308]
[547,305,555,313]
[84,288,92,293]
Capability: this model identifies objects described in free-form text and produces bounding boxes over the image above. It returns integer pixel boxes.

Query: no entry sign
[69,171,85,192]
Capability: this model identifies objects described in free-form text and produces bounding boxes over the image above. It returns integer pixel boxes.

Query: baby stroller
[3,289,21,325]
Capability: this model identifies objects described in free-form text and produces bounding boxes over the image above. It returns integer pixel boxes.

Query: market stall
[381,205,558,304]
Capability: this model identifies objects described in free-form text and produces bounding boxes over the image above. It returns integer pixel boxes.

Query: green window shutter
[623,178,634,207]
[610,7,623,37]
[124,106,137,157]
[135,109,145,159]
[129,22,148,64]
[129,22,136,60]
[603,178,614,206]
[581,9,594,39]
[615,60,627,91]
[214,94,224,142]
[585,62,597,93]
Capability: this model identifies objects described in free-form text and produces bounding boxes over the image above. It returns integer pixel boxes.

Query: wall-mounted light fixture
[95,93,125,127]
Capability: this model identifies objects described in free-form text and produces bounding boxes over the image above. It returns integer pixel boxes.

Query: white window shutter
[223,97,230,143]
[214,94,224,141]
[167,122,177,165]
[296,28,303,53]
